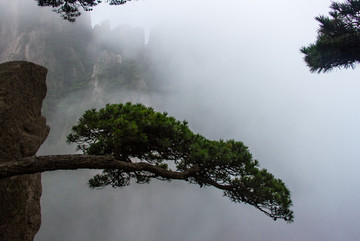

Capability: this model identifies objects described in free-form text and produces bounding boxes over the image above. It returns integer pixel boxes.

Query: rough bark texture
[0,154,200,180]
[0,61,49,241]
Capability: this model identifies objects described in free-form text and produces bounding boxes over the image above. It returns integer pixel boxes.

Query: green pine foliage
[67,103,294,222]
[37,0,130,22]
[301,0,360,72]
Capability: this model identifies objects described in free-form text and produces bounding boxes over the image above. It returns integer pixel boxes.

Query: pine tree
[1,102,294,222]
[301,0,360,72]
[37,0,129,22]
[67,103,294,222]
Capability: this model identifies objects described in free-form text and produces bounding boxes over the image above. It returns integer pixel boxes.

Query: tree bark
[0,154,200,181]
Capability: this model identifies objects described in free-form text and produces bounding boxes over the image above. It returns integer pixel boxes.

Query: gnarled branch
[0,154,293,222]
[0,154,199,180]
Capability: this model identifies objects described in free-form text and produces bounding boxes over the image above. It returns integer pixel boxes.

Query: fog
[33,0,360,240]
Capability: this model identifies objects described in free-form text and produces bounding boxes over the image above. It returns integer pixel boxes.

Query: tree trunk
[0,154,200,180]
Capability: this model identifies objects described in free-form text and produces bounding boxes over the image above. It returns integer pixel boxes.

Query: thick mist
[89,0,360,240]
[24,0,360,240]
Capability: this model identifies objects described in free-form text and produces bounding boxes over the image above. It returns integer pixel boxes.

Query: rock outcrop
[0,61,49,241]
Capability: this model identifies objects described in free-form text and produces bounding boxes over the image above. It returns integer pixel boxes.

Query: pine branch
[0,154,199,180]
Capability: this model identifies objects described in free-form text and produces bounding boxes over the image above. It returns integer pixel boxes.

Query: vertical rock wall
[0,61,49,241]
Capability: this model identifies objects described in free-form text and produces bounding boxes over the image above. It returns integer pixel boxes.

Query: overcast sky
[36,0,360,240]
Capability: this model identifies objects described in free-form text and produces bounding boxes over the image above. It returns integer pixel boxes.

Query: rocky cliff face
[0,0,152,151]
[0,61,49,241]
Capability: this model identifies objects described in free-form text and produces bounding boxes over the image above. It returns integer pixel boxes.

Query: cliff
[0,61,49,241]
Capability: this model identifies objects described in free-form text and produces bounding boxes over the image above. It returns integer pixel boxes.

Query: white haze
[36,0,360,240]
